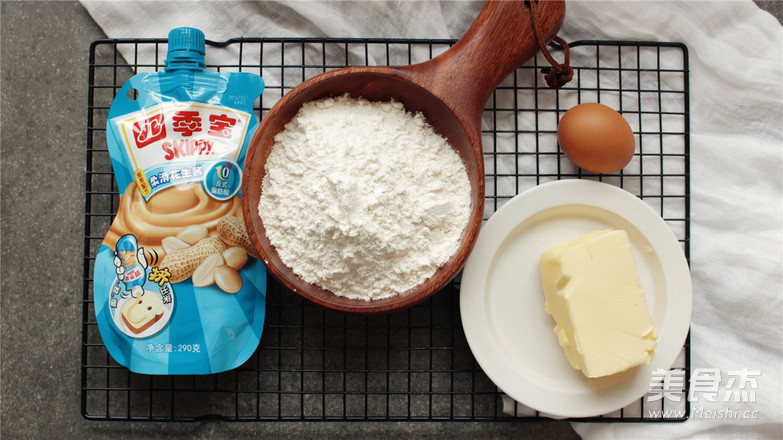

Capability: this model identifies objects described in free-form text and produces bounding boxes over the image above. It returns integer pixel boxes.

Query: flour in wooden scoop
[258,94,471,300]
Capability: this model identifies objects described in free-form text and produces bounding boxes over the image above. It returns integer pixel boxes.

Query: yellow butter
[540,229,657,378]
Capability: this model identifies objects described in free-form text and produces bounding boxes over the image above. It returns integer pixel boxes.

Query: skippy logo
[133,113,166,148]
[114,102,251,200]
[161,138,215,160]
[120,102,249,162]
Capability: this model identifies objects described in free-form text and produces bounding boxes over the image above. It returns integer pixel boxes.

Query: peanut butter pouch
[93,28,266,374]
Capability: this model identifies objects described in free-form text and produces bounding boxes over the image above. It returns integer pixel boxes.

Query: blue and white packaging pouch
[93,28,266,374]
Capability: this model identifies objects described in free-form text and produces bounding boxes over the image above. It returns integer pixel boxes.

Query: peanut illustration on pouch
[176,225,209,245]
[158,215,255,293]
[217,215,260,258]
[162,236,190,254]
[191,253,224,288]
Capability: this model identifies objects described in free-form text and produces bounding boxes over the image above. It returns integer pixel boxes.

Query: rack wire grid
[82,37,690,422]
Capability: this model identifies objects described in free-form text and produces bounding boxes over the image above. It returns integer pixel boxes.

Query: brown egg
[557,103,635,174]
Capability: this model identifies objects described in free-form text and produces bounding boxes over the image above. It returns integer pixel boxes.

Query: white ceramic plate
[460,179,692,418]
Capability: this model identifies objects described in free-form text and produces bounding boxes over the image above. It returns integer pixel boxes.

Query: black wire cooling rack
[82,37,690,422]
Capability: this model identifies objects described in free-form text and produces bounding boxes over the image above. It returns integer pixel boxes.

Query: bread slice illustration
[121,292,165,334]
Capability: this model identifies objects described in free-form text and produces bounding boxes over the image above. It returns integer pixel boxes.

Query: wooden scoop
[242,0,566,314]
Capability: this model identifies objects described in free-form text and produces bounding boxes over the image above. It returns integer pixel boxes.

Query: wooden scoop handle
[399,0,565,129]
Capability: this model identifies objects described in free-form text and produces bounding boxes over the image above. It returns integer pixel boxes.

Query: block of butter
[540,229,657,378]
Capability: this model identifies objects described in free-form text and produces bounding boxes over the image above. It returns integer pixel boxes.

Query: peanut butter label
[113,102,252,201]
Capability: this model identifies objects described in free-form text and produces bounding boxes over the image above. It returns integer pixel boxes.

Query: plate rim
[459,178,692,418]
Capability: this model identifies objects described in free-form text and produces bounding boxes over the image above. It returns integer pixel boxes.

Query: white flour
[259,95,471,300]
